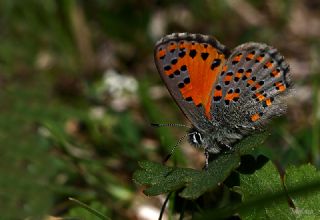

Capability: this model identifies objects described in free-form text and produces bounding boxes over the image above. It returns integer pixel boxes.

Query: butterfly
[154,33,292,169]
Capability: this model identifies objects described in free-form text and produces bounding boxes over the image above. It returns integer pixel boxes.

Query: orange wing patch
[165,41,226,119]
[232,53,242,65]
[213,85,222,102]
[246,52,255,61]
[263,60,274,69]
[255,54,265,63]
[250,113,261,122]
[246,77,256,87]
[262,97,274,108]
[270,68,281,78]
[224,88,240,104]
[234,69,244,82]
[157,48,166,60]
[274,82,286,92]
[252,92,266,102]
[223,71,233,85]
[168,42,177,52]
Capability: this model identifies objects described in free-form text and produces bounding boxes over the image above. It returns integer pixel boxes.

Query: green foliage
[193,163,320,219]
[135,132,320,219]
[0,80,67,218]
[134,132,268,199]
[284,164,320,217]
[235,162,320,219]
[0,0,319,219]
[236,162,294,219]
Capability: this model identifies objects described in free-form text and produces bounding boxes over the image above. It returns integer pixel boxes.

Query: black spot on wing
[171,58,178,65]
[184,77,190,84]
[185,97,193,102]
[214,96,221,101]
[189,49,197,58]
[211,59,221,70]
[164,65,171,71]
[174,70,180,76]
[180,65,187,71]
[201,52,209,60]
[179,49,186,58]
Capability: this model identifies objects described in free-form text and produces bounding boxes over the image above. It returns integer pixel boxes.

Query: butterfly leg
[219,142,236,154]
[218,142,232,151]
[203,150,209,170]
[223,143,232,150]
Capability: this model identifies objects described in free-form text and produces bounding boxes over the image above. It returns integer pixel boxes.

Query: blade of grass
[69,197,111,220]
[312,78,319,166]
[311,47,320,166]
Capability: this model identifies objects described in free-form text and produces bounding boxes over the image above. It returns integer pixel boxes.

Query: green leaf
[284,164,320,218]
[133,132,269,199]
[235,162,320,219]
[235,162,294,219]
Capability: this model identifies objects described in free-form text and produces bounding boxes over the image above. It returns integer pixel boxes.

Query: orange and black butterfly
[154,33,292,168]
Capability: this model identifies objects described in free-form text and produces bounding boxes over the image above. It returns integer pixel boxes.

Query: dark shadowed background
[0,0,319,219]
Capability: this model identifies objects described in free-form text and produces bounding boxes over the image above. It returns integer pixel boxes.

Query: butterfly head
[188,127,204,148]
[188,126,223,155]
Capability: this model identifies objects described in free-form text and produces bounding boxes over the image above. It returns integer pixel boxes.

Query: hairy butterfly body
[154,33,292,169]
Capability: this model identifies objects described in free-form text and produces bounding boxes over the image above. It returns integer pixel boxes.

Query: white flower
[100,69,139,111]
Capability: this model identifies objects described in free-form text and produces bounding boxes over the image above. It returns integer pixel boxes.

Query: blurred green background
[0,0,319,219]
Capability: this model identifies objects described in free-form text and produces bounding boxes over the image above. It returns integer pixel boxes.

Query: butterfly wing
[154,33,230,130]
[210,42,292,131]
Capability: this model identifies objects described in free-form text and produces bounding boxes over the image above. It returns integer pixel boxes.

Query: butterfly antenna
[151,123,191,129]
[162,132,197,164]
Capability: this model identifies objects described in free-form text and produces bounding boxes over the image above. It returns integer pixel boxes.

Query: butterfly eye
[191,132,203,145]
